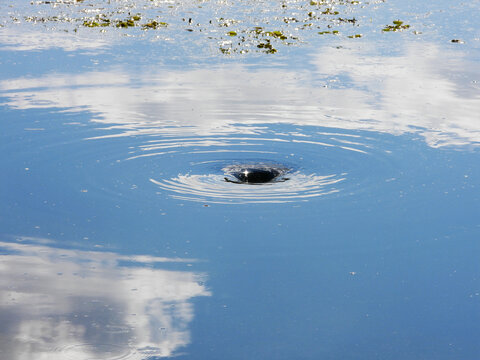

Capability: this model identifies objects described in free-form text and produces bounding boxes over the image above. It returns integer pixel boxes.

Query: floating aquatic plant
[265,30,288,40]
[382,20,410,32]
[2,0,416,56]
[322,8,339,15]
[318,30,339,35]
[143,20,168,29]
[116,15,141,28]
[257,39,277,53]
[83,18,110,27]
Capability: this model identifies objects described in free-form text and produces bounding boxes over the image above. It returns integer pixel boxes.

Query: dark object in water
[224,164,289,184]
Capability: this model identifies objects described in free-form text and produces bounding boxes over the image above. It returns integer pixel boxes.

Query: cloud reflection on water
[0,41,479,147]
[0,240,210,359]
[0,27,111,52]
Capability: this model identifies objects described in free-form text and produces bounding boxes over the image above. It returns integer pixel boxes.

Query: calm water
[1,0,480,359]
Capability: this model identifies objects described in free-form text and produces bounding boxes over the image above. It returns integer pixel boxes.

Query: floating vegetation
[283,17,299,23]
[337,17,357,23]
[0,0,416,55]
[265,30,288,40]
[115,15,141,28]
[321,8,340,15]
[83,15,110,28]
[257,40,277,53]
[318,30,339,35]
[382,20,410,32]
[33,0,84,3]
[217,18,240,27]
[247,27,295,53]
[83,20,109,27]
[143,20,168,29]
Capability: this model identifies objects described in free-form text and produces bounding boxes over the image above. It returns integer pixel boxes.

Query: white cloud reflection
[0,27,111,52]
[0,41,479,147]
[0,240,210,359]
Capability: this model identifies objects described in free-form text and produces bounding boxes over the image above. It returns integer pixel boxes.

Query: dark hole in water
[224,165,289,184]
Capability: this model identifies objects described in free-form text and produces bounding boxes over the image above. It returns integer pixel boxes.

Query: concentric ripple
[120,124,394,204]
[151,171,346,204]
[56,344,139,360]
[72,122,399,205]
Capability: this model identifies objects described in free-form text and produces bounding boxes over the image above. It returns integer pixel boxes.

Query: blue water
[1,0,480,359]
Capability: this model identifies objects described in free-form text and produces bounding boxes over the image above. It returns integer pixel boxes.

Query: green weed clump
[143,21,168,29]
[382,20,410,32]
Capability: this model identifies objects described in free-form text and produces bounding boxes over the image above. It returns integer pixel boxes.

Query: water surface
[1,0,480,359]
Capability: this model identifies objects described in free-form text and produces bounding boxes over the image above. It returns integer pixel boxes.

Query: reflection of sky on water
[0,239,210,359]
[1,40,479,147]
[0,27,111,52]
[1,1,480,358]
